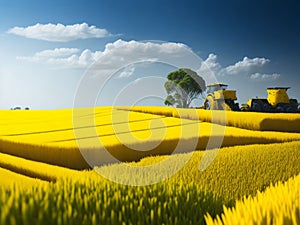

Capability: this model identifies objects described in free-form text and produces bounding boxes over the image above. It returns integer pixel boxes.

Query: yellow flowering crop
[205,172,300,225]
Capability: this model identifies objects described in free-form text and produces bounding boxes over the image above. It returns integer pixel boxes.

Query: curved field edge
[205,172,300,225]
[118,106,300,132]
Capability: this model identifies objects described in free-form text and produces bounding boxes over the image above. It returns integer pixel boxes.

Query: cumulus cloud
[95,40,192,76]
[19,48,80,61]
[224,56,270,75]
[17,39,193,70]
[17,48,102,68]
[196,54,280,81]
[16,39,280,82]
[197,53,222,79]
[37,48,80,57]
[7,23,110,42]
[118,65,136,78]
[250,73,280,81]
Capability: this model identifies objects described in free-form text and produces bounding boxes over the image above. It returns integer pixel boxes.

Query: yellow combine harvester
[203,83,240,111]
[241,87,299,113]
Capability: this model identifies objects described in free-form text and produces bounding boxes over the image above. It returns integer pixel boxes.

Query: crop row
[0,167,43,188]
[1,126,300,170]
[118,106,300,132]
[0,152,79,182]
[0,177,224,225]
[3,140,300,200]
[205,172,300,225]
[97,140,300,203]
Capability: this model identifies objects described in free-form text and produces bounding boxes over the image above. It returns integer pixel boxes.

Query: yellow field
[1,107,300,169]
[0,106,299,224]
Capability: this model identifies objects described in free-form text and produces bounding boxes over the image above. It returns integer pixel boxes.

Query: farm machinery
[203,83,240,111]
[240,87,299,113]
[203,84,299,113]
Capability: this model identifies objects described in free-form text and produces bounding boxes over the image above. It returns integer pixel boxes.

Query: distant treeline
[10,107,30,110]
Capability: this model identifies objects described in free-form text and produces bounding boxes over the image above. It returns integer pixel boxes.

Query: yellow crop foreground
[205,173,300,225]
[0,141,299,225]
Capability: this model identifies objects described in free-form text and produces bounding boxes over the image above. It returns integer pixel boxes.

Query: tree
[164,68,206,108]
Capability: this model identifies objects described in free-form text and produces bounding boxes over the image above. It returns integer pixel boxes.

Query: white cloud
[197,54,270,77]
[7,23,110,42]
[250,73,280,81]
[17,39,279,83]
[203,54,222,72]
[97,39,190,69]
[197,53,222,80]
[17,39,193,70]
[118,65,136,78]
[17,48,102,68]
[19,48,80,62]
[224,56,270,75]
[196,53,280,83]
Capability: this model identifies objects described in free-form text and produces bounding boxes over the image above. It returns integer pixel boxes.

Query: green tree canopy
[164,68,206,108]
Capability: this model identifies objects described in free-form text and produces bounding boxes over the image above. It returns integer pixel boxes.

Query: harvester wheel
[275,103,285,112]
[204,95,215,110]
[261,102,272,112]
[251,100,263,112]
[286,106,294,113]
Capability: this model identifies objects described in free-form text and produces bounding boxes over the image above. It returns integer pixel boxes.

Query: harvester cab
[241,87,299,113]
[204,83,240,111]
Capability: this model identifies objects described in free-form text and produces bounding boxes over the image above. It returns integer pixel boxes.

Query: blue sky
[0,0,299,109]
